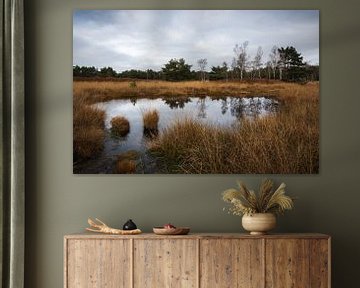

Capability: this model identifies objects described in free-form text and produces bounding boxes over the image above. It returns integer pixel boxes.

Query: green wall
[25,0,360,287]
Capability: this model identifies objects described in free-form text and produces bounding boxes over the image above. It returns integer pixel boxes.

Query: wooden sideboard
[64,233,330,288]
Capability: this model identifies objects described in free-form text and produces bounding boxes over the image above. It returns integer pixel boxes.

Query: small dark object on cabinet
[123,219,137,230]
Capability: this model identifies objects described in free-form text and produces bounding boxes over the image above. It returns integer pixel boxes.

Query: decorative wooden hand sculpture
[86,218,142,235]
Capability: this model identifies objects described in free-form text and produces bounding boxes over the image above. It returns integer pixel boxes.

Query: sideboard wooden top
[64,232,330,240]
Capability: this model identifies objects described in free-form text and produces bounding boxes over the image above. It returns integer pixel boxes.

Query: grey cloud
[73,10,319,71]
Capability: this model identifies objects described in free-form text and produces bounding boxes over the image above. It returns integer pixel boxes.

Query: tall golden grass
[73,95,105,160]
[73,80,310,103]
[142,109,159,131]
[148,83,319,174]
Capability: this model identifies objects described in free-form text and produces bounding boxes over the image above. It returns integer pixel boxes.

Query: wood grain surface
[65,233,330,240]
[309,239,330,288]
[200,239,264,288]
[133,239,197,288]
[265,239,310,287]
[64,233,330,288]
[66,239,131,288]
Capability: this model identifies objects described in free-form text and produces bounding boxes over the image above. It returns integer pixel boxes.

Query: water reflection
[197,98,207,119]
[130,98,137,106]
[229,97,279,119]
[96,96,279,131]
[221,99,228,115]
[75,96,279,174]
[162,97,192,109]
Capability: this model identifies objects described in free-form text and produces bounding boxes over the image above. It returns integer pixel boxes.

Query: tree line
[73,43,319,82]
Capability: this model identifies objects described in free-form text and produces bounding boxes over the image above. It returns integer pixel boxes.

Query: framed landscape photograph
[73,10,319,174]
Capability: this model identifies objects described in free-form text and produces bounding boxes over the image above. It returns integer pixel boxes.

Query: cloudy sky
[73,10,319,72]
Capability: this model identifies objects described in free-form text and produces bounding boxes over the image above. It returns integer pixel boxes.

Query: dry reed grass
[142,109,159,131]
[73,80,318,104]
[149,83,319,174]
[73,80,319,104]
[111,116,130,136]
[73,95,105,160]
[114,150,139,173]
[114,159,137,174]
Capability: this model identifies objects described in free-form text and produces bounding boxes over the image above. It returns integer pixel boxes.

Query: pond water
[74,96,279,174]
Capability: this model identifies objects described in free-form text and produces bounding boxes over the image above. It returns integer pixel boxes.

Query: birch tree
[266,61,272,80]
[269,45,279,79]
[254,46,263,79]
[233,41,249,80]
[197,58,208,82]
[278,47,287,80]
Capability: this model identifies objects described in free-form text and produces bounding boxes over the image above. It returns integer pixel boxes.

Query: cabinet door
[134,239,198,288]
[309,239,330,288]
[200,239,264,288]
[66,239,131,288]
[266,239,310,288]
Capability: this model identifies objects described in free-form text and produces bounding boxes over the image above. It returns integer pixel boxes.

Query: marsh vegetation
[73,10,319,174]
[111,116,130,137]
[73,80,319,174]
[142,109,160,136]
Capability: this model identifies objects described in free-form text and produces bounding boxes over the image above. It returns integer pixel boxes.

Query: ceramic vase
[242,213,276,235]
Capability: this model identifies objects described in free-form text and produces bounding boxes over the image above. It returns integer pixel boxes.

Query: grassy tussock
[143,109,159,131]
[114,150,140,173]
[73,96,105,160]
[114,159,137,174]
[111,116,130,136]
[149,83,319,174]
